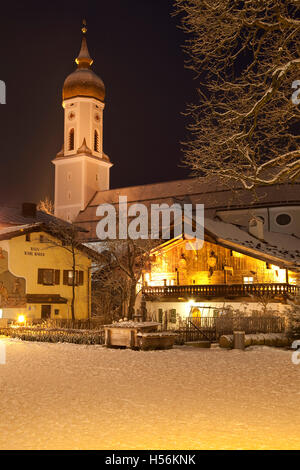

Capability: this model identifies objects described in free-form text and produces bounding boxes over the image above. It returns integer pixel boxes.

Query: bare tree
[92,258,130,323]
[38,197,54,215]
[250,291,275,315]
[41,223,91,321]
[287,293,300,339]
[174,0,300,190]
[95,239,159,320]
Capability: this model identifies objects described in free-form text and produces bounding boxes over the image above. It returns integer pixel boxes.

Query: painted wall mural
[0,248,26,307]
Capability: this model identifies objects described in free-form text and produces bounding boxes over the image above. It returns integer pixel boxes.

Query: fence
[0,316,286,345]
[215,316,285,337]
[30,318,106,330]
[173,316,286,343]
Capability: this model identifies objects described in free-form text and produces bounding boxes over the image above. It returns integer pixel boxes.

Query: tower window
[69,128,74,151]
[94,130,99,152]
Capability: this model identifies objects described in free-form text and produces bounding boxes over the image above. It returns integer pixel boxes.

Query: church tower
[53,21,112,222]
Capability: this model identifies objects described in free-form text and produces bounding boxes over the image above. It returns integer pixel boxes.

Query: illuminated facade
[0,207,93,321]
[142,235,300,320]
[51,24,300,322]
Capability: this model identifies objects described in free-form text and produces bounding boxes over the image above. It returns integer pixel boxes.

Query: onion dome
[63,20,105,102]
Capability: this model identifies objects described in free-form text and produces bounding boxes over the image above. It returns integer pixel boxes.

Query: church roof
[203,217,300,271]
[74,177,300,240]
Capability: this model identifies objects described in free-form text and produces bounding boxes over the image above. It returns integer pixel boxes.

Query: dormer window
[94,130,99,152]
[69,128,74,151]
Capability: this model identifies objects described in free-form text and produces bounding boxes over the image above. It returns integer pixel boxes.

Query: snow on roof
[104,322,161,328]
[0,223,42,237]
[204,217,300,269]
[75,177,300,241]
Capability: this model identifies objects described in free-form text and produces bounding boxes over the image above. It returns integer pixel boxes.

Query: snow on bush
[0,327,105,345]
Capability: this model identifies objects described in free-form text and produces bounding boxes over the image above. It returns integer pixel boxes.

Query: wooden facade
[143,239,299,301]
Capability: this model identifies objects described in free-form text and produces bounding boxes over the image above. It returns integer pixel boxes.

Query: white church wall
[217,206,300,236]
[55,160,83,207]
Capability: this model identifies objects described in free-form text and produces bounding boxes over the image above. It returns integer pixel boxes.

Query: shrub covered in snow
[0,327,105,345]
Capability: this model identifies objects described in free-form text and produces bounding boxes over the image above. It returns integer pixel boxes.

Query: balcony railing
[142,283,300,299]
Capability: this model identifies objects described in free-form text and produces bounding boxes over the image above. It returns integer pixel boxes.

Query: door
[41,305,51,319]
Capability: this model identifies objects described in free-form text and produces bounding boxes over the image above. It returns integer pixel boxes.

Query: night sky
[0,0,196,205]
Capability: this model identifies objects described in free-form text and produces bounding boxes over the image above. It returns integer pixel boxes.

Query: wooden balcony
[142,283,300,300]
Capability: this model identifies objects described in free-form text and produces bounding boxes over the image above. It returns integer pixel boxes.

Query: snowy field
[0,336,299,450]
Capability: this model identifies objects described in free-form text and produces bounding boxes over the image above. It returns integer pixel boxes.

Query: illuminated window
[69,128,74,151]
[63,270,84,286]
[243,276,254,284]
[94,130,99,152]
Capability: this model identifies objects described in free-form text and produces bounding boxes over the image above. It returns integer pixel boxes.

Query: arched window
[94,130,99,152]
[69,128,74,151]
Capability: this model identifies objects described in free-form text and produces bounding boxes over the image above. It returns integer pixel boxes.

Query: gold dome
[63,35,105,102]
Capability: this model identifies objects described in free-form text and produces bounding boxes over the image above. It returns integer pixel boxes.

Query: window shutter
[78,271,84,285]
[158,308,163,323]
[170,309,177,323]
[55,270,60,285]
[38,269,43,284]
[63,270,68,285]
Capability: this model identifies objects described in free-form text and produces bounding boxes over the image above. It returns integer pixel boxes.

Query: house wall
[147,240,294,286]
[0,231,91,321]
[145,300,292,327]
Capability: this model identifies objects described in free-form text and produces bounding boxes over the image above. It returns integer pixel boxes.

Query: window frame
[38,269,60,286]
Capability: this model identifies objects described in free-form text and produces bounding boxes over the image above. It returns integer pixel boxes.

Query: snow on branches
[174,0,300,189]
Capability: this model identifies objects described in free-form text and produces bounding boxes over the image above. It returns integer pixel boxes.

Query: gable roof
[0,205,83,229]
[0,222,99,261]
[203,218,300,271]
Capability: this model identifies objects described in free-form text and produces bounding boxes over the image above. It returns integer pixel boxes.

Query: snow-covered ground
[0,336,299,450]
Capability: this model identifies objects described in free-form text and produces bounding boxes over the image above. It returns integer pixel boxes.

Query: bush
[0,326,105,345]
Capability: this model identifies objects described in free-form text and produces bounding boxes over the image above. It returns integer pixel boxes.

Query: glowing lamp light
[17,315,25,324]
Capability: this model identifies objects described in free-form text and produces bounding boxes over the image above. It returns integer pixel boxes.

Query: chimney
[249,216,264,240]
[22,202,37,218]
